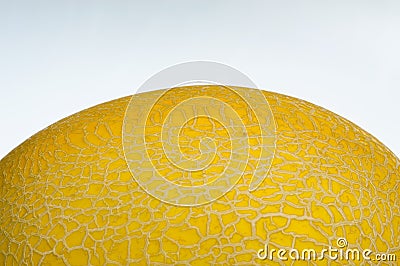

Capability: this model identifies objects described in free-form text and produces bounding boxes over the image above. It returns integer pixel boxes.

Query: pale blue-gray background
[1,1,399,158]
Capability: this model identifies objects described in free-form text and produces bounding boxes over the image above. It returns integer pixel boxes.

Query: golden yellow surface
[0,86,399,265]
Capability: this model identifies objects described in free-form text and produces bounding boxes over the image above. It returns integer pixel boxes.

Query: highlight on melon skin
[0,85,399,265]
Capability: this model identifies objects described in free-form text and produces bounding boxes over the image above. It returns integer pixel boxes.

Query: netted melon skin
[0,87,399,265]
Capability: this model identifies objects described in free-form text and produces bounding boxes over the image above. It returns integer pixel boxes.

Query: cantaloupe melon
[0,86,398,265]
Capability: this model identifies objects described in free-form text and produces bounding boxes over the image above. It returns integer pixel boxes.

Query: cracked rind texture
[0,87,399,265]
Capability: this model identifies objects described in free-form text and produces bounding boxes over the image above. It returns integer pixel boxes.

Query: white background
[1,1,399,159]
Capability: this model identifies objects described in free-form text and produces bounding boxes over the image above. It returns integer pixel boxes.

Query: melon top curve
[0,86,399,265]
